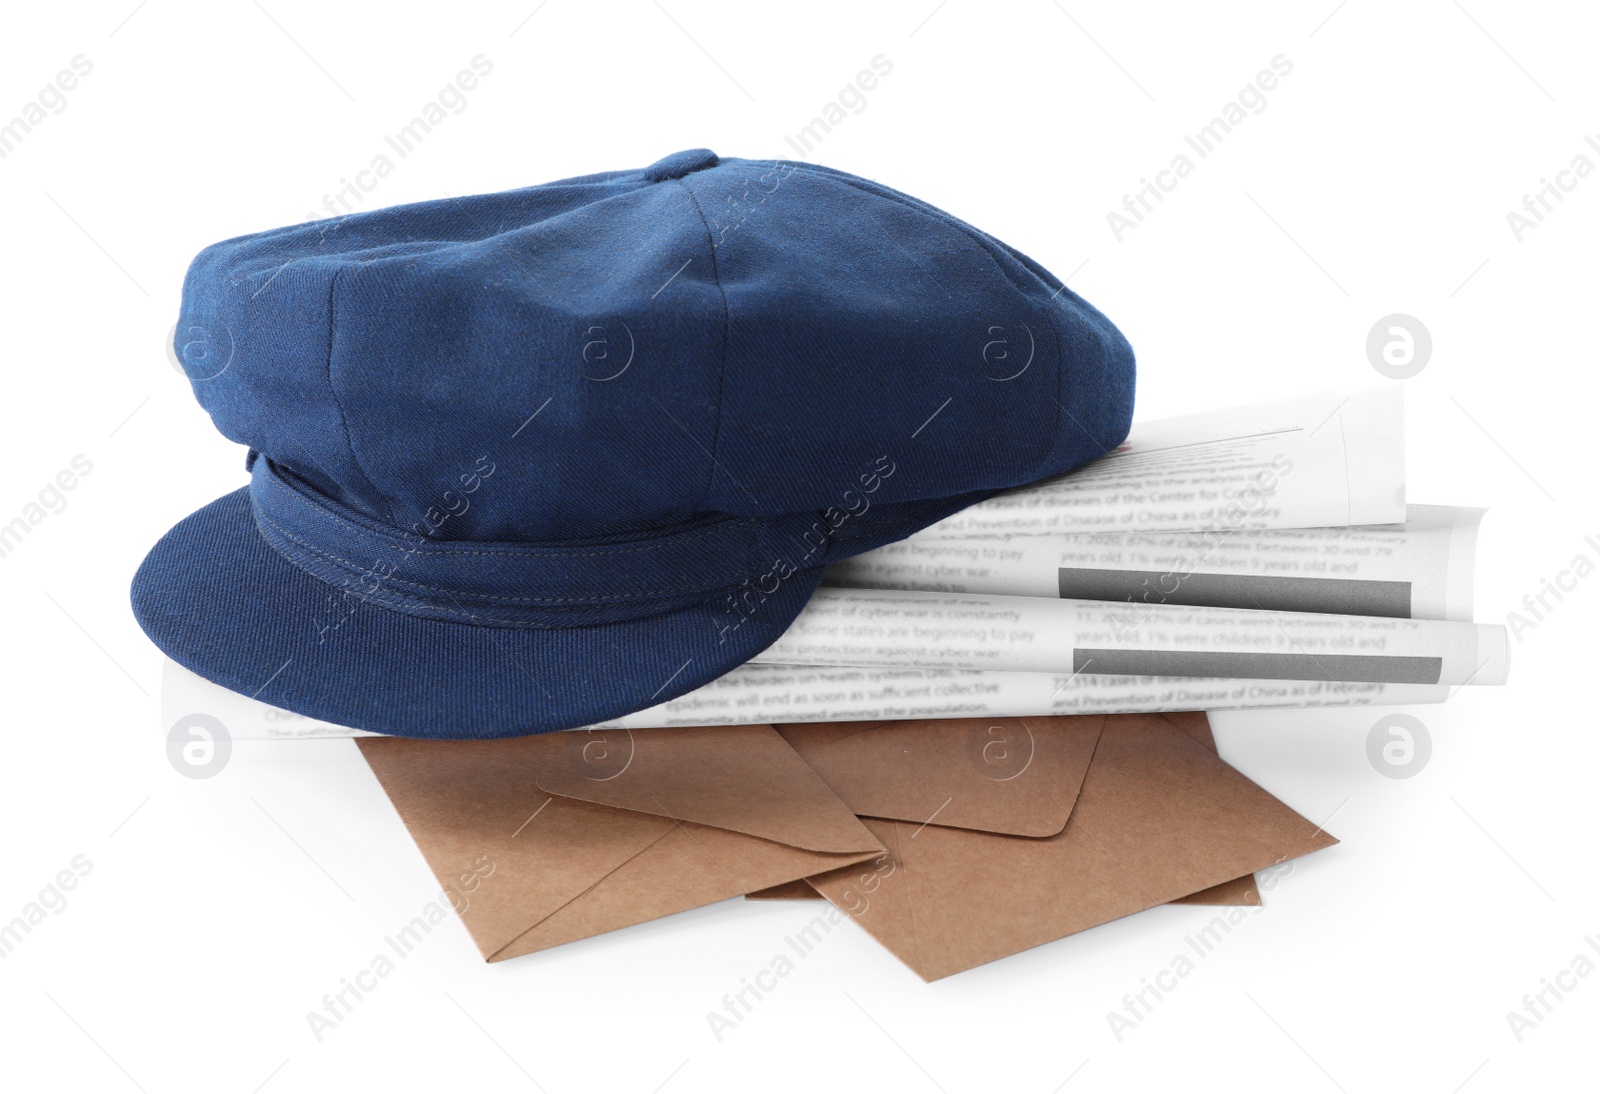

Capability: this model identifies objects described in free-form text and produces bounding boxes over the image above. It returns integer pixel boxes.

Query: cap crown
[175,151,1134,548]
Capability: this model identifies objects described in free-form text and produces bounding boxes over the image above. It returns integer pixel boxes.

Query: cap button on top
[642,148,720,182]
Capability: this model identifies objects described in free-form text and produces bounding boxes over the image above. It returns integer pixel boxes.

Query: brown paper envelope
[358,725,884,962]
[535,724,881,852]
[774,716,1104,837]
[751,711,1256,904]
[1155,712,1262,908]
[743,878,1263,907]
[1176,875,1261,905]
[1159,709,1216,746]
[806,712,1337,980]
[742,710,1254,908]
[747,879,823,900]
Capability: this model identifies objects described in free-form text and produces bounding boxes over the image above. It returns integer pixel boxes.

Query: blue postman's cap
[132,149,1135,738]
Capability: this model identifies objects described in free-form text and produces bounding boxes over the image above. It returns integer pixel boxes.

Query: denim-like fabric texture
[133,150,1135,738]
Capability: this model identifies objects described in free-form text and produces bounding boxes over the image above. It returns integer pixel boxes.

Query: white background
[1,2,1596,1091]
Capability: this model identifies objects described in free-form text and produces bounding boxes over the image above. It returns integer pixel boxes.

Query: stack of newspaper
[591,386,1504,729]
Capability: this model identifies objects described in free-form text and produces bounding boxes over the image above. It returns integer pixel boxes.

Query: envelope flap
[531,725,882,854]
[356,736,674,958]
[1156,710,1215,749]
[807,711,1339,980]
[776,716,1104,837]
[1080,713,1341,865]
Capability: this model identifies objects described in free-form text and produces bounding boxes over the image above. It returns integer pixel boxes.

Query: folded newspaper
[173,388,1504,738]
[827,504,1482,622]
[907,387,1406,538]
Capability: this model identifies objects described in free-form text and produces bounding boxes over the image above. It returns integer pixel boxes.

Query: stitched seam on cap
[263,461,762,557]
[779,160,1028,281]
[255,506,761,603]
[323,265,399,525]
[255,511,767,629]
[1029,308,1073,483]
[821,168,1065,478]
[739,160,1082,489]
[676,177,732,512]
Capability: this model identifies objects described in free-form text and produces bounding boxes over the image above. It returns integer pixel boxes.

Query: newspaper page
[754,588,1508,686]
[591,665,1447,728]
[828,505,1483,622]
[163,658,1448,740]
[912,387,1405,538]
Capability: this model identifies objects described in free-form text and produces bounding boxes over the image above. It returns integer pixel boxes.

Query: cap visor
[131,488,826,738]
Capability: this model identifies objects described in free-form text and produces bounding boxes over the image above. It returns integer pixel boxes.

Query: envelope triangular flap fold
[1082,713,1339,870]
[775,720,882,749]
[1156,710,1215,748]
[775,716,1105,837]
[807,712,1338,980]
[356,736,674,959]
[531,724,882,854]
[496,818,885,961]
